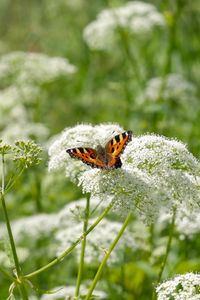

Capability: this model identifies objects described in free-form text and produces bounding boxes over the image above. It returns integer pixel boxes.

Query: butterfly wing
[66,147,107,169]
[105,131,132,158]
[106,156,122,169]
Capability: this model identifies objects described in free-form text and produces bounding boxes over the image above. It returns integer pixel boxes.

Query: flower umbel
[48,124,200,223]
[83,1,165,51]
[13,140,42,168]
[156,273,200,300]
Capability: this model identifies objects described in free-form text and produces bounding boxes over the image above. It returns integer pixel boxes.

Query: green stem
[25,200,114,279]
[152,208,176,300]
[85,212,132,300]
[1,154,29,300]
[1,154,21,276]
[18,283,29,300]
[158,208,176,282]
[75,194,90,298]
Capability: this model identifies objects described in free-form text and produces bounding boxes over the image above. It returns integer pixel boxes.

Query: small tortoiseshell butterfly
[66,131,132,169]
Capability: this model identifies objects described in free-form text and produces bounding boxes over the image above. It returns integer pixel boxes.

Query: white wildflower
[1,121,49,143]
[0,51,76,85]
[40,284,107,300]
[56,217,137,265]
[49,124,200,223]
[156,273,200,300]
[83,1,165,50]
[0,247,29,268]
[48,123,124,181]
[176,207,200,238]
[144,73,197,105]
[57,196,111,227]
[0,213,58,244]
[79,134,200,222]
[0,85,41,107]
[0,104,27,128]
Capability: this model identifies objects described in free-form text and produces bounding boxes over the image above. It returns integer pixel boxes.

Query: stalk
[75,194,90,298]
[85,212,132,300]
[1,153,29,300]
[25,200,114,279]
[152,208,176,300]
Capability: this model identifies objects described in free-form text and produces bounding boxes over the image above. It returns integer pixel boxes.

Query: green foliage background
[0,0,200,299]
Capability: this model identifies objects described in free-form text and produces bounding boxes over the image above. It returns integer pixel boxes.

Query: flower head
[1,122,49,144]
[83,1,165,51]
[48,123,124,181]
[56,199,138,265]
[0,213,58,244]
[13,140,42,168]
[144,73,197,106]
[0,51,76,85]
[156,273,200,300]
[48,124,200,223]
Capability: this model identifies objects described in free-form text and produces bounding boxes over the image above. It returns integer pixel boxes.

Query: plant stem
[18,283,29,300]
[1,154,29,300]
[25,200,114,279]
[85,212,132,300]
[1,154,21,276]
[152,208,176,300]
[158,208,176,282]
[75,194,90,298]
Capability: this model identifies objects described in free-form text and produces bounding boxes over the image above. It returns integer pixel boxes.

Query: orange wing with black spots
[105,131,132,157]
[66,147,107,169]
[66,131,132,169]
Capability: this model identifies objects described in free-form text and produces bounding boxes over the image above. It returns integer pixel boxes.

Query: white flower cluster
[0,85,49,142]
[57,197,110,226]
[176,209,200,238]
[144,73,197,105]
[83,1,165,50]
[49,124,200,223]
[156,273,200,300]
[0,51,76,85]
[1,121,49,143]
[40,284,107,300]
[48,123,124,181]
[0,247,29,268]
[0,51,76,142]
[53,197,138,265]
[56,217,137,265]
[0,213,58,244]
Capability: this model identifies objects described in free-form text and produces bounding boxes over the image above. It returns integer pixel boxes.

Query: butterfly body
[66,131,132,169]
[96,145,110,164]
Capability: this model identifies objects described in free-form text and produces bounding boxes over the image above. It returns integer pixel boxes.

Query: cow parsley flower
[0,247,29,268]
[83,1,165,50]
[0,104,27,128]
[0,213,58,244]
[1,121,49,143]
[79,135,200,222]
[56,217,137,265]
[48,124,200,223]
[144,73,197,105]
[156,273,200,300]
[0,51,76,85]
[0,85,41,108]
[57,196,111,226]
[176,207,200,238]
[48,123,124,181]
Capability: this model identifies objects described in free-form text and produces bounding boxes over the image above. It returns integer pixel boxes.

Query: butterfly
[66,131,132,169]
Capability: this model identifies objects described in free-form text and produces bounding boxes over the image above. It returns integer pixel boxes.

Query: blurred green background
[0,0,200,299]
